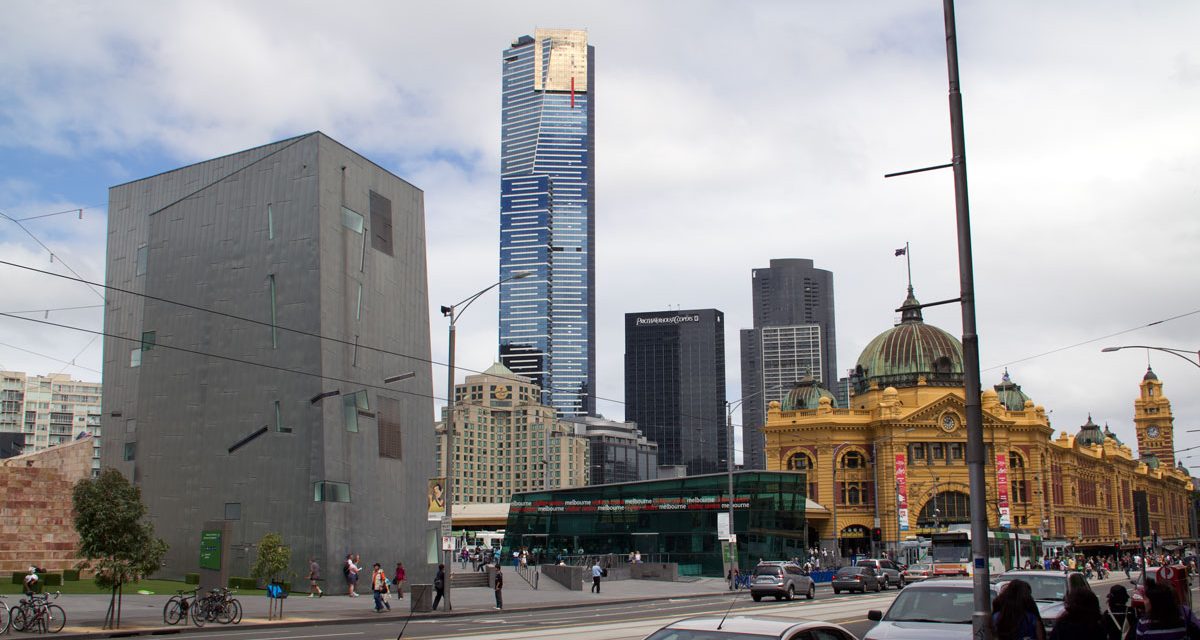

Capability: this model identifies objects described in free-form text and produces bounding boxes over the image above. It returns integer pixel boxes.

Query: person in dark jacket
[992,579,1046,640]
[1050,588,1104,640]
[1135,580,1200,640]
[1102,584,1135,640]
[431,564,446,611]
[493,565,503,610]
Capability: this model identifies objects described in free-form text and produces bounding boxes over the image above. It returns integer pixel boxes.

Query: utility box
[410,584,433,613]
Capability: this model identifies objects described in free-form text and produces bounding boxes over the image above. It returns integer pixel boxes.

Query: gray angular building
[739,259,837,470]
[100,133,436,580]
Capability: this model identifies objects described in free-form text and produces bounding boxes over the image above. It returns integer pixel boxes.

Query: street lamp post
[1101,345,1200,370]
[724,386,782,577]
[439,271,530,610]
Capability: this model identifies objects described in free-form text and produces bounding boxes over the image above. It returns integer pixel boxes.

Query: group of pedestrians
[431,560,506,611]
[992,576,1200,640]
[301,555,409,613]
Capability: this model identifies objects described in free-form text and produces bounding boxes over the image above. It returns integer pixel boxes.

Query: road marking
[239,633,365,640]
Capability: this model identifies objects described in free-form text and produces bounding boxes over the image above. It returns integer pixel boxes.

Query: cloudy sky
[2,1,1198,463]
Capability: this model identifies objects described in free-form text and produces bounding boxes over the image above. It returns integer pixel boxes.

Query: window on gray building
[135,244,148,276]
[343,390,369,432]
[377,396,402,459]
[123,442,136,461]
[313,481,351,503]
[369,191,394,256]
[267,203,274,240]
[141,331,156,351]
[341,207,364,233]
[129,348,141,367]
[269,275,278,349]
[224,502,241,520]
[274,400,290,433]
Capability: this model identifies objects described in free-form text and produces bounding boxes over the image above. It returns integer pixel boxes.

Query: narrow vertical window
[267,203,274,240]
[356,283,363,321]
[141,331,156,350]
[352,334,359,367]
[269,274,278,349]
[274,399,290,433]
[135,245,148,276]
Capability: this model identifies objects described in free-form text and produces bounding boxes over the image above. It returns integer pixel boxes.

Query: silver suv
[750,561,815,602]
[855,558,904,589]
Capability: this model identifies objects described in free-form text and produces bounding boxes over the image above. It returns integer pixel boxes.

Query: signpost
[199,530,222,571]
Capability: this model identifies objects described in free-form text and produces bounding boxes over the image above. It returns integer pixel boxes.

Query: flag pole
[905,242,912,291]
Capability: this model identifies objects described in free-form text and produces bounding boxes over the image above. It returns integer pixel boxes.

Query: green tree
[250,532,292,585]
[73,468,168,629]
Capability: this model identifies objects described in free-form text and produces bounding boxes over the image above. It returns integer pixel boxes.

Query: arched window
[842,451,865,469]
[1009,451,1025,469]
[787,452,814,471]
[916,491,971,527]
[848,485,860,504]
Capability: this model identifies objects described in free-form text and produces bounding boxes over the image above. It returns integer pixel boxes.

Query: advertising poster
[895,454,909,532]
[996,453,1011,528]
[427,477,446,521]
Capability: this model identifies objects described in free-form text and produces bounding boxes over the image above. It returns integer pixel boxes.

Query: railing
[516,563,539,589]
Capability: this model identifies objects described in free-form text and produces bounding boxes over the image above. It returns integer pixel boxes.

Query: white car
[644,615,859,640]
[865,579,998,640]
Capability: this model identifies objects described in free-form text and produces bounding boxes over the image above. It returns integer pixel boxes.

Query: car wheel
[876,581,883,592]
[752,594,762,602]
[774,595,783,601]
[787,585,795,601]
[833,588,840,594]
[881,576,889,590]
[807,584,815,600]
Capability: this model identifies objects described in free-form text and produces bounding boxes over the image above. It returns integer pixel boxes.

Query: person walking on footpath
[345,554,361,597]
[371,563,390,612]
[591,559,602,593]
[308,557,323,597]
[393,562,406,600]
[493,564,504,610]
[432,564,446,611]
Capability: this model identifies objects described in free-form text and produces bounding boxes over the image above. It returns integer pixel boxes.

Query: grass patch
[0,578,268,597]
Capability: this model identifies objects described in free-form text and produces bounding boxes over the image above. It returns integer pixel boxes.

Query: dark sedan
[832,565,882,594]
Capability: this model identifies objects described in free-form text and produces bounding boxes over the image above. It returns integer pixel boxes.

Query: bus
[897,538,931,567]
[929,527,1043,576]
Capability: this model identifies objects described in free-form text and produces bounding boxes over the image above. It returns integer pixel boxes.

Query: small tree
[73,468,168,629]
[250,532,292,586]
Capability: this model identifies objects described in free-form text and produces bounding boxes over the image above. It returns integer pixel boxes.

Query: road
[154,586,894,640]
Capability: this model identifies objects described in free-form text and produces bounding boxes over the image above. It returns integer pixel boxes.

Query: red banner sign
[996,453,1011,528]
[896,454,909,531]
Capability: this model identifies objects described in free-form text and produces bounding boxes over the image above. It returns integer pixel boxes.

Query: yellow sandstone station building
[763,288,1193,558]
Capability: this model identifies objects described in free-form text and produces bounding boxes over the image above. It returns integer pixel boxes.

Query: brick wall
[0,437,92,574]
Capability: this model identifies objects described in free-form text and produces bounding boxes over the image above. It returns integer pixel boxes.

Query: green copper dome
[1077,414,1104,446]
[781,376,838,410]
[994,369,1033,411]
[854,287,964,391]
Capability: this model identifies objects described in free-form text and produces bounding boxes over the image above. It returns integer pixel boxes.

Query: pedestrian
[371,563,390,612]
[1067,572,1091,595]
[308,557,323,598]
[345,554,360,597]
[493,564,504,610]
[1050,588,1103,640]
[1135,580,1200,640]
[634,550,642,564]
[1101,584,1135,640]
[432,564,446,611]
[23,566,39,596]
[512,550,520,570]
[393,562,406,599]
[991,579,1045,640]
[591,559,602,593]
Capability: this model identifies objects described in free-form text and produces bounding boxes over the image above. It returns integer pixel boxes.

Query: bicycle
[162,588,199,625]
[11,591,66,633]
[0,594,9,634]
[190,588,241,626]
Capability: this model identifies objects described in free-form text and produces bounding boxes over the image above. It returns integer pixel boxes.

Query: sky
[2,1,1198,465]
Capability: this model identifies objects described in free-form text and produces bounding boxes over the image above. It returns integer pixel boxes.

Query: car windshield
[644,631,776,640]
[907,564,930,571]
[884,587,976,624]
[753,566,783,577]
[931,543,970,563]
[1006,575,1066,602]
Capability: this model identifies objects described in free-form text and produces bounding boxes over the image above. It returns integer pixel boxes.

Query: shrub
[184,573,200,585]
[228,576,257,590]
[42,573,62,587]
[63,569,80,582]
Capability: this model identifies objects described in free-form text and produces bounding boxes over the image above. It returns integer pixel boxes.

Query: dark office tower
[739,259,837,469]
[625,310,726,476]
[499,29,596,417]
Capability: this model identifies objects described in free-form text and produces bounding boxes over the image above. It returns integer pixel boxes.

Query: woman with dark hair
[992,579,1046,640]
[1049,588,1103,640]
[1135,580,1200,640]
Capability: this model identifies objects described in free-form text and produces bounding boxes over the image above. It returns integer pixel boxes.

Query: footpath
[39,571,735,639]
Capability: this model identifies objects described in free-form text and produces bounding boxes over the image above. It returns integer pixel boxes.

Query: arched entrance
[839,525,870,558]
[916,491,971,528]
[806,525,820,551]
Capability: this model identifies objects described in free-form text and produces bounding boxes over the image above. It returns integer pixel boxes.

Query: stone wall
[0,437,91,575]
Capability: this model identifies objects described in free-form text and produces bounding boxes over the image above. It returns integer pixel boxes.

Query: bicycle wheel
[163,597,183,625]
[0,601,10,635]
[216,601,234,625]
[190,599,208,627]
[45,604,66,633]
[10,606,30,632]
[229,599,242,625]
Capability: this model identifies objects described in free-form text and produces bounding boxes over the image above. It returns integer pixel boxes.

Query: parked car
[832,565,882,594]
[856,558,904,589]
[865,579,999,640]
[899,563,932,586]
[644,615,859,640]
[750,561,816,602]
[993,570,1071,631]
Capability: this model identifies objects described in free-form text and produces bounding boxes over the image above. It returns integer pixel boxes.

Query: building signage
[428,477,446,521]
[996,453,1012,528]
[895,454,909,532]
[510,495,752,514]
[635,314,701,326]
[199,530,222,571]
[717,512,731,540]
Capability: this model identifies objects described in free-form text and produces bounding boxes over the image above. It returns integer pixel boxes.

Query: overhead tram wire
[13,204,105,222]
[0,210,106,302]
[0,304,105,315]
[0,340,103,375]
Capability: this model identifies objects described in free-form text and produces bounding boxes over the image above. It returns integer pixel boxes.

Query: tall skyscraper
[739,258,837,469]
[498,29,596,418]
[625,310,726,476]
[100,133,436,580]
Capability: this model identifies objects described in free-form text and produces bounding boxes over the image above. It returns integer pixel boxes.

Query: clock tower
[1134,367,1175,468]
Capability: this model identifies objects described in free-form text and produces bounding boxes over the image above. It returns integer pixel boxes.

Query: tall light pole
[1101,346,1200,370]
[439,271,530,610]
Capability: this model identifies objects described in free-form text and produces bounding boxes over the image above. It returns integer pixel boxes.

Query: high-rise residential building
[498,29,596,418]
[436,363,589,503]
[100,133,436,580]
[561,415,659,485]
[624,310,726,476]
[739,259,837,470]
[0,371,101,474]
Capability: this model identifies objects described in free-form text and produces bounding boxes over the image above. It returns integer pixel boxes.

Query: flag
[895,247,907,256]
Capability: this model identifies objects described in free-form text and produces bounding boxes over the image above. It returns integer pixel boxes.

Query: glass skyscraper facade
[499,29,596,417]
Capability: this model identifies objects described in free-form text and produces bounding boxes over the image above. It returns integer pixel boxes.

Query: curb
[46,588,742,639]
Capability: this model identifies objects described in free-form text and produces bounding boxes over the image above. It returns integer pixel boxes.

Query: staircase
[450,571,489,588]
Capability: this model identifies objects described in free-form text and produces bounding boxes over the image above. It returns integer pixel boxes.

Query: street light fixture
[1101,346,1200,370]
[440,270,531,610]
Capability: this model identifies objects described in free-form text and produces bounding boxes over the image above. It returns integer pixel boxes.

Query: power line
[0,304,105,315]
[55,335,99,376]
[0,340,102,375]
[14,204,104,222]
[0,210,106,301]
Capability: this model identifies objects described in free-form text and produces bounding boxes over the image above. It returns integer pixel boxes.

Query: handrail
[516,563,539,589]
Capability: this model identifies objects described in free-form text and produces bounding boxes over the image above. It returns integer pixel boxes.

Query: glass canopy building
[502,471,809,576]
[499,29,596,417]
